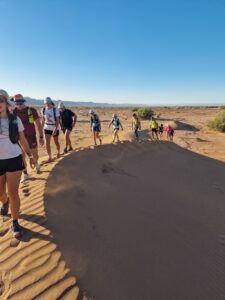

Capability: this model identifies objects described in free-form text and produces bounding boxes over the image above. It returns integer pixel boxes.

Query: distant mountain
[24,97,139,107]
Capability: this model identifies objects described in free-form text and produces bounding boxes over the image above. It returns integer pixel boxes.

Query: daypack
[42,107,57,123]
[14,107,35,124]
[91,114,100,125]
[112,117,120,128]
[8,113,19,144]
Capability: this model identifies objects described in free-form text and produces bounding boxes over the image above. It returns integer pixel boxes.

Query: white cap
[89,109,94,115]
[58,102,65,109]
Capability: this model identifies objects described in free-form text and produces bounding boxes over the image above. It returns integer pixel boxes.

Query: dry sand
[45,141,225,300]
[0,107,224,300]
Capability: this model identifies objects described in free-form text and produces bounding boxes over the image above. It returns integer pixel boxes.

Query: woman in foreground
[0,89,35,238]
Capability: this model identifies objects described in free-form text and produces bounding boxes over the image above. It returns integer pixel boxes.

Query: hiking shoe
[64,147,68,154]
[0,199,9,216]
[68,147,73,152]
[20,173,29,183]
[11,220,23,238]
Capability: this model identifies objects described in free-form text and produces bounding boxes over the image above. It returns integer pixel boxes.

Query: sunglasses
[15,101,25,105]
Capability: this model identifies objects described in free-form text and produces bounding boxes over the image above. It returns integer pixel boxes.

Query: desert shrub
[132,107,154,119]
[208,111,225,132]
[220,105,225,109]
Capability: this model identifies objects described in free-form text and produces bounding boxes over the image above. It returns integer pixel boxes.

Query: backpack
[42,107,57,123]
[8,113,19,144]
[113,117,120,127]
[92,114,100,125]
[14,107,35,124]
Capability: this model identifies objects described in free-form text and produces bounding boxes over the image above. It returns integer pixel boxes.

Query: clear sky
[0,0,225,105]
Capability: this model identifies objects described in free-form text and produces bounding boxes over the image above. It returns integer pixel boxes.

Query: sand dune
[0,157,80,300]
[45,141,225,300]
[0,107,224,300]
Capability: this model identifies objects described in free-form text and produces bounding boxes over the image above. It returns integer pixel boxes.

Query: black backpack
[8,113,19,144]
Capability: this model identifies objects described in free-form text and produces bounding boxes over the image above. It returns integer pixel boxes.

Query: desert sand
[0,107,225,300]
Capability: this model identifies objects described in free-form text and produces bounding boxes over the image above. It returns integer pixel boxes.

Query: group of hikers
[132,113,174,141]
[0,89,174,238]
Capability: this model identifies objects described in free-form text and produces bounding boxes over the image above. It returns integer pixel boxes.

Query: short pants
[25,135,38,149]
[62,126,73,133]
[151,128,158,133]
[0,155,25,176]
[93,125,101,132]
[44,129,60,136]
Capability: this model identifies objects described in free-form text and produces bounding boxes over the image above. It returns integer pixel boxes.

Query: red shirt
[15,107,39,137]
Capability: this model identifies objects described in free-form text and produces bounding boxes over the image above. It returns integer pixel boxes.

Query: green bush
[208,111,225,132]
[132,107,154,119]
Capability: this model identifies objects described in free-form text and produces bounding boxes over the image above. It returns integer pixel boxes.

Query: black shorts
[93,125,101,132]
[152,128,158,133]
[44,129,60,136]
[62,126,73,133]
[0,155,25,176]
[25,135,38,149]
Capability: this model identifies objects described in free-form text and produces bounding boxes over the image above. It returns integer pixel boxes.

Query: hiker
[150,117,159,140]
[42,97,60,162]
[58,102,77,153]
[13,94,44,181]
[109,113,123,143]
[0,89,36,238]
[89,109,102,146]
[158,123,164,139]
[166,124,174,141]
[132,113,141,140]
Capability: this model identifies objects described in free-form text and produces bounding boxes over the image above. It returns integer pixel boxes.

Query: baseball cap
[58,102,65,109]
[44,97,53,104]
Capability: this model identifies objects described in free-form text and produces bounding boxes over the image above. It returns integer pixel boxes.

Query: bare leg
[65,130,72,148]
[53,135,60,156]
[45,134,52,160]
[0,174,7,204]
[31,147,39,162]
[115,130,119,142]
[97,132,102,144]
[6,171,22,220]
[93,132,97,145]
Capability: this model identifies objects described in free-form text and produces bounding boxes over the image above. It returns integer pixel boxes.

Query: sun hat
[0,89,14,106]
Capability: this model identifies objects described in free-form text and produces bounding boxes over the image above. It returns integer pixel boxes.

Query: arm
[35,118,44,146]
[109,120,113,128]
[53,117,60,135]
[120,121,123,130]
[72,113,77,128]
[19,132,36,168]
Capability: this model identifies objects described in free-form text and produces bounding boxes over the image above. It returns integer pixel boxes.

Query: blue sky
[0,0,225,105]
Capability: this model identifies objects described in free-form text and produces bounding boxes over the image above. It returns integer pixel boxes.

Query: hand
[29,157,36,169]
[39,136,44,146]
[52,129,58,136]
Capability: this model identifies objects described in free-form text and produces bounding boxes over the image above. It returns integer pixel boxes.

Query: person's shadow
[18,213,53,244]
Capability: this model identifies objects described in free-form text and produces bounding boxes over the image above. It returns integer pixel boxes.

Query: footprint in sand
[10,238,21,248]
[22,188,31,197]
[0,280,5,297]
[0,227,9,237]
